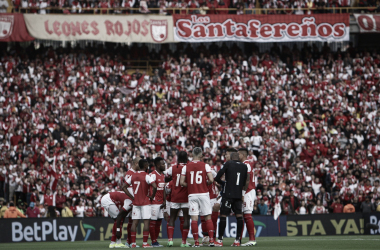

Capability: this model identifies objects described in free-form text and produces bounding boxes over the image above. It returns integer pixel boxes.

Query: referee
[214,152,250,247]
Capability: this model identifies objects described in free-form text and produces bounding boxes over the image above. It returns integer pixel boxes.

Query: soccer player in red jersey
[149,157,166,247]
[180,147,215,247]
[123,157,141,247]
[100,191,133,248]
[238,148,257,246]
[125,159,157,248]
[166,151,190,247]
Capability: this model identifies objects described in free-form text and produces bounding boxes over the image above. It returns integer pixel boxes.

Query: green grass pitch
[2,236,379,250]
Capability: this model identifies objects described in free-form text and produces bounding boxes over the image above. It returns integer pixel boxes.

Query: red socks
[166,216,170,237]
[150,220,157,243]
[182,229,189,244]
[143,231,149,244]
[127,219,133,244]
[191,221,199,243]
[167,226,175,241]
[131,232,136,244]
[211,212,218,234]
[206,219,214,242]
[179,217,184,232]
[244,214,256,241]
[155,220,162,241]
[200,216,206,234]
[111,222,117,242]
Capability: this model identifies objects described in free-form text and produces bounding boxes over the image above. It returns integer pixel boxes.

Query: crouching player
[100,191,133,248]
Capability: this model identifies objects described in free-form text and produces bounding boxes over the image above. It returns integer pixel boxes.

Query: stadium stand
[6,0,380,15]
[0,40,380,218]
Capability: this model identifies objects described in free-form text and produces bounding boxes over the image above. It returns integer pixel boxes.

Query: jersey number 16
[190,171,202,184]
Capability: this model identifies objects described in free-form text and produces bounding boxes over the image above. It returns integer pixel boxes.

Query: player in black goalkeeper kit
[214,152,250,247]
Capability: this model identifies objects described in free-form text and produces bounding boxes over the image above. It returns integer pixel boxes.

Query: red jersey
[124,168,136,198]
[108,191,131,209]
[43,194,54,206]
[244,160,255,194]
[166,163,188,203]
[208,182,219,199]
[85,207,95,217]
[181,161,212,196]
[150,170,165,205]
[126,171,153,206]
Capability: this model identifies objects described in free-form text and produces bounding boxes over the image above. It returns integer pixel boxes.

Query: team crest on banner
[150,20,168,42]
[0,16,14,39]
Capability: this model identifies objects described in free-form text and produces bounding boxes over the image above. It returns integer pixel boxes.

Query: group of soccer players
[100,147,257,248]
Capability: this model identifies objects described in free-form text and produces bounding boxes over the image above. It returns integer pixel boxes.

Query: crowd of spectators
[1,41,380,219]
[6,0,380,15]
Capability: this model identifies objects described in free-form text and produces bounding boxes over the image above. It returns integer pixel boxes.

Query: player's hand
[116,231,121,239]
[147,195,154,201]
[242,196,245,203]
[160,202,166,210]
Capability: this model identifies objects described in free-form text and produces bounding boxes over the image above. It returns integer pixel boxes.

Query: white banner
[354,14,380,33]
[23,14,175,43]
[173,14,350,43]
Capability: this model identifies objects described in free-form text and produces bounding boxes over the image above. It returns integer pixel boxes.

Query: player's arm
[180,165,187,187]
[161,188,166,209]
[207,172,214,185]
[214,163,227,185]
[115,209,129,238]
[122,177,134,200]
[165,167,173,182]
[206,164,214,185]
[148,182,157,200]
[180,175,187,187]
[244,173,250,192]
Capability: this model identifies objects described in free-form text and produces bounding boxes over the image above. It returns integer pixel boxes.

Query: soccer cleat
[142,243,153,248]
[152,242,164,247]
[186,242,192,247]
[241,241,257,246]
[131,244,136,248]
[167,241,174,247]
[192,242,200,247]
[110,243,116,248]
[214,241,223,247]
[180,243,190,247]
[125,243,130,248]
[231,240,240,247]
[115,243,129,248]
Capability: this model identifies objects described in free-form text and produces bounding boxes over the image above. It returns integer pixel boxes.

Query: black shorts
[220,198,243,216]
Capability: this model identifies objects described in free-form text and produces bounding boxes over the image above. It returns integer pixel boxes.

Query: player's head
[138,159,149,171]
[230,152,239,161]
[178,151,188,164]
[154,157,165,172]
[192,147,203,160]
[226,148,238,161]
[133,157,141,171]
[238,148,248,161]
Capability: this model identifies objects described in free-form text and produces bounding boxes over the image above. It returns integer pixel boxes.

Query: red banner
[354,14,380,33]
[173,14,350,43]
[0,14,34,42]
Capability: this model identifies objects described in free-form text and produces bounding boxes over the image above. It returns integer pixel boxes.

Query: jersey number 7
[134,181,140,194]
